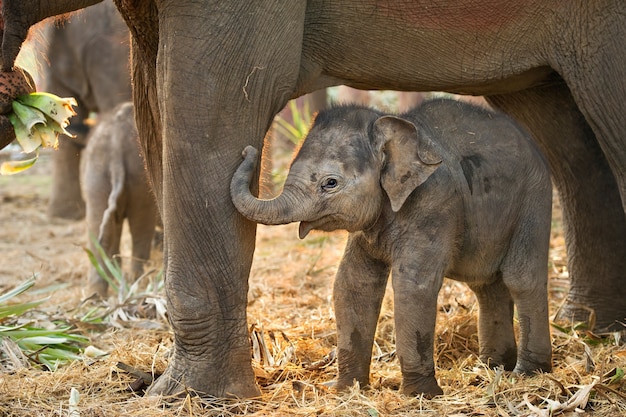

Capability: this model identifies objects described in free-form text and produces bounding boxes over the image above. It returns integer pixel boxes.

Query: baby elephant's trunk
[230,146,307,225]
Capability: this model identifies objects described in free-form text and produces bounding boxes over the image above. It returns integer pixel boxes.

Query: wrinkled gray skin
[231,100,553,396]
[40,0,131,219]
[0,0,625,399]
[81,102,157,297]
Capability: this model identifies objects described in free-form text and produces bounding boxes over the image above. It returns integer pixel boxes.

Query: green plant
[82,236,167,327]
[273,99,314,146]
[85,235,164,301]
[0,277,88,371]
[269,99,317,189]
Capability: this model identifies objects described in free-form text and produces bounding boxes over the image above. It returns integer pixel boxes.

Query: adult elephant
[40,0,131,219]
[0,0,624,399]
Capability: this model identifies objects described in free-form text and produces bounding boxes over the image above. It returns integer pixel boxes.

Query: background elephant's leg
[84,188,119,297]
[97,207,124,277]
[334,236,390,391]
[48,103,89,220]
[487,84,626,331]
[49,137,85,219]
[127,198,157,281]
[468,281,516,370]
[144,1,307,398]
[84,197,105,296]
[42,1,131,220]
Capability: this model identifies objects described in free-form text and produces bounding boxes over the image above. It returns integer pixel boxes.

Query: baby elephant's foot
[513,354,552,375]
[401,372,443,398]
[479,346,518,371]
[336,375,369,392]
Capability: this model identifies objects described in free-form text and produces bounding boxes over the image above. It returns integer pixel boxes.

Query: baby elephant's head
[230,105,441,238]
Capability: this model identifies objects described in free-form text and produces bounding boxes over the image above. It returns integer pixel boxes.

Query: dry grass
[1,148,625,416]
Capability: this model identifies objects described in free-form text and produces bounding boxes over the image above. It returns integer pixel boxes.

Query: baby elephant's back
[413,98,549,196]
[84,102,144,183]
[107,102,144,185]
[409,99,552,270]
[415,98,546,170]
[81,101,149,211]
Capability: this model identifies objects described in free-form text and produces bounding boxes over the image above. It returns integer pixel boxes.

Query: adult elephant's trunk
[231,146,310,226]
[1,0,102,70]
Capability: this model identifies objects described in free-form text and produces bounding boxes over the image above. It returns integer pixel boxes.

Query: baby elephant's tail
[97,159,126,247]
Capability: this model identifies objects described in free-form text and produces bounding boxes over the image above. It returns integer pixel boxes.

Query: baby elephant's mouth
[298,214,347,239]
[298,217,334,239]
[298,221,316,239]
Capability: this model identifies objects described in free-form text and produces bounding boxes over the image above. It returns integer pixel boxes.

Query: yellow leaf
[0,155,38,175]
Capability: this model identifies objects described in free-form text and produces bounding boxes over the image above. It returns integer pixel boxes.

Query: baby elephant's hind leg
[470,280,517,370]
[506,277,552,373]
[501,218,552,373]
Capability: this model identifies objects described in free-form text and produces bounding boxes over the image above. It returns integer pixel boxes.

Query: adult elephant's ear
[373,115,442,212]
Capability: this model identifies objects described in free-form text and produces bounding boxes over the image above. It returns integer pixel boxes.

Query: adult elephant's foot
[146,349,261,399]
[48,199,85,220]
[555,291,626,332]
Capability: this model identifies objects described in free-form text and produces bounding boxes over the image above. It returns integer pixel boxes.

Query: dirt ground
[0,141,625,416]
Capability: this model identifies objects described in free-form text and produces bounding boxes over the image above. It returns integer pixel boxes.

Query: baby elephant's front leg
[393,264,445,398]
[334,237,390,391]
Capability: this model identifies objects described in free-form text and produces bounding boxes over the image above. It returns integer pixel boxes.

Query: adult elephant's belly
[300,1,558,96]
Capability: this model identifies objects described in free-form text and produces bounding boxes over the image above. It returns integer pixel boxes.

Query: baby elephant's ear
[373,115,442,212]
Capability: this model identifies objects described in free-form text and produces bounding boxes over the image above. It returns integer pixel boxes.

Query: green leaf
[550,322,571,334]
[0,299,47,319]
[0,276,36,304]
[84,246,119,293]
[0,277,90,371]
[20,336,72,345]
[608,367,624,385]
[8,112,42,153]
[2,328,86,342]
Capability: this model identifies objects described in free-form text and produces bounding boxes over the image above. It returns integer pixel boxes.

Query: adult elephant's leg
[549,5,626,211]
[146,1,306,398]
[487,83,626,331]
[48,138,86,219]
[48,101,89,220]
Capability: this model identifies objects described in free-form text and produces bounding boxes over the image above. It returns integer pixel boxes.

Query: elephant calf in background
[40,0,131,220]
[81,102,158,297]
[231,99,553,397]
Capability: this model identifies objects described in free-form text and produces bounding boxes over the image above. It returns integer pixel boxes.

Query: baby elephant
[231,99,553,397]
[81,102,158,297]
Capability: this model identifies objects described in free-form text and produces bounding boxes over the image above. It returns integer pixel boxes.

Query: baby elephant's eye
[321,177,338,191]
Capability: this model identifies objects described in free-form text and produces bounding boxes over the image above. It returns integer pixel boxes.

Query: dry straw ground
[1,133,625,416]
